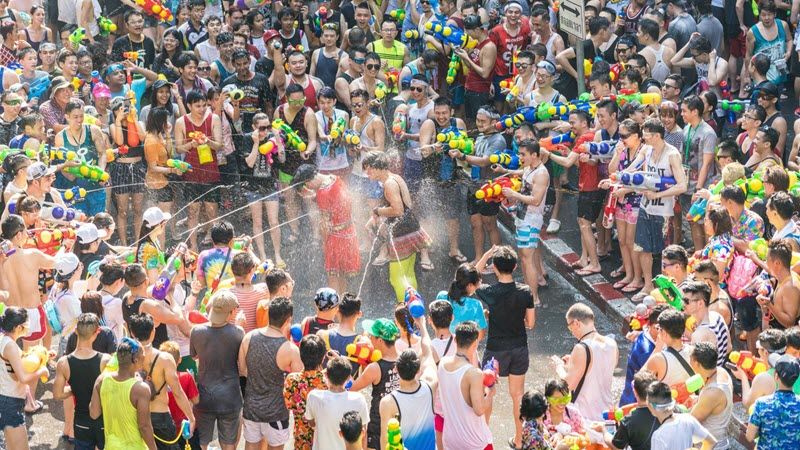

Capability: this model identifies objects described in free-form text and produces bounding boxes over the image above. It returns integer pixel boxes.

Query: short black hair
[657,309,686,339]
[758,328,787,353]
[339,410,364,443]
[128,313,154,342]
[326,356,353,386]
[210,221,235,245]
[338,293,362,318]
[1,214,25,240]
[518,139,540,156]
[492,246,517,274]
[454,321,479,349]
[768,239,793,268]
[299,334,327,370]
[683,95,704,115]
[429,300,453,330]
[185,90,206,105]
[588,16,610,35]
[661,244,688,267]
[646,381,673,404]
[124,264,147,287]
[642,118,666,138]
[784,327,800,350]
[266,269,292,293]
[720,184,746,205]
[690,342,718,370]
[396,349,421,381]
[268,297,293,328]
[682,280,712,307]
[519,390,548,421]
[633,370,657,400]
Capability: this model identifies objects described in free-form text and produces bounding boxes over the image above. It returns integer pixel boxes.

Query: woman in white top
[50,253,84,356]
[0,307,50,449]
[76,0,101,43]
[3,153,30,204]
[394,305,422,354]
[98,262,126,341]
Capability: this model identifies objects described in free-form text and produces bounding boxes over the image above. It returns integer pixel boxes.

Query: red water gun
[26,228,76,254]
[385,67,400,90]
[474,176,521,203]
[346,340,382,367]
[670,374,704,406]
[133,0,174,23]
[728,351,768,380]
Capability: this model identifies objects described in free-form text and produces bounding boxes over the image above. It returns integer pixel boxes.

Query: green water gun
[651,275,684,310]
[272,119,307,152]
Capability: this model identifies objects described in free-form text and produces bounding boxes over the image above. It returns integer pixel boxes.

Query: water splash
[356,232,382,298]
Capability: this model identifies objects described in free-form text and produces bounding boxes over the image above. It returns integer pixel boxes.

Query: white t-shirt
[650,413,710,450]
[101,292,125,341]
[305,389,370,450]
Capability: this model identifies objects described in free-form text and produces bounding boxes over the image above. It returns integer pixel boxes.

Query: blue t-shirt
[436,291,487,333]
[750,390,800,449]
[619,329,656,406]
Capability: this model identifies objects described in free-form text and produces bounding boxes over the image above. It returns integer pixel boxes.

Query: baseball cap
[50,77,72,98]
[759,81,780,98]
[362,318,400,341]
[464,14,482,30]
[207,291,239,325]
[27,161,57,180]
[143,207,172,227]
[314,287,341,311]
[76,223,107,244]
[263,29,280,43]
[774,354,800,386]
[54,252,80,282]
[152,79,174,91]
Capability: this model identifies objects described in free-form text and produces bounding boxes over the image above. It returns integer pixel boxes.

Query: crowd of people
[1,0,800,449]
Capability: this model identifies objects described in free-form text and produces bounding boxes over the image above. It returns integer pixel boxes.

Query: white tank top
[703,376,734,444]
[660,344,695,387]
[350,114,378,177]
[0,335,27,399]
[651,45,671,83]
[390,381,436,450]
[573,335,618,421]
[437,362,492,449]
[406,101,434,161]
[641,143,679,217]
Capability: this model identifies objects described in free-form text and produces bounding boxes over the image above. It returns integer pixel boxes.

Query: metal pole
[576,42,585,96]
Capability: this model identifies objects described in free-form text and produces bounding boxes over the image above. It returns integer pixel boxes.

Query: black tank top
[369,359,399,430]
[122,296,169,348]
[275,105,309,176]
[67,353,103,418]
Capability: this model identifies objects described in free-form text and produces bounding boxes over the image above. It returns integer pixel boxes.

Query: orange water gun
[134,0,174,22]
[122,51,140,62]
[729,351,768,380]
[26,227,76,254]
[385,67,400,90]
[346,340,382,367]
[126,90,140,147]
[474,176,521,203]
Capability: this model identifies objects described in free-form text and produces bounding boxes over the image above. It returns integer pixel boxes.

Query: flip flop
[570,261,586,269]
[610,267,625,278]
[449,253,468,264]
[622,283,643,293]
[576,268,601,276]
[631,292,649,303]
[613,280,629,289]
[25,400,43,415]
[420,261,435,271]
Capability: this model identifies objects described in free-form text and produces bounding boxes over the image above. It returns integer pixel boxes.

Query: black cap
[774,355,800,386]
[464,14,482,30]
[759,81,780,98]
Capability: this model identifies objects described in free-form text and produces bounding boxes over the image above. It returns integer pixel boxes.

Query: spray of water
[356,232,382,298]
[249,212,311,240]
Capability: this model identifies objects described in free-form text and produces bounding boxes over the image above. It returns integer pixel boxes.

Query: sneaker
[546,219,561,234]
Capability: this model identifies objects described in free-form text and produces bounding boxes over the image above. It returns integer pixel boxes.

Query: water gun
[28,76,50,100]
[126,90,140,147]
[49,148,78,162]
[62,186,87,205]
[474,176,521,202]
[719,80,732,101]
[374,81,388,102]
[448,136,474,155]
[686,198,708,222]
[504,80,519,103]
[257,137,281,165]
[536,101,596,122]
[90,71,101,85]
[272,119,308,152]
[389,8,406,22]
[104,145,128,163]
[69,27,85,46]
[71,77,85,92]
[232,237,251,251]
[392,107,407,139]
[290,323,303,345]
[252,260,274,284]
[745,173,765,201]
[134,0,174,22]
[575,141,617,162]
[122,51,140,62]
[670,373,704,406]
[628,295,657,331]
[221,85,244,101]
[0,147,38,163]
[489,152,520,170]
[310,6,329,36]
[436,126,465,143]
[166,159,192,174]
[151,243,187,300]
[403,287,425,318]
[384,67,400,90]
[729,351,768,380]
[561,434,590,450]
[65,163,110,183]
[344,129,361,146]
[98,16,117,36]
[27,227,76,253]
[601,92,661,107]
[602,408,624,422]
[495,106,539,131]
[720,99,748,124]
[424,21,477,49]
[750,238,769,261]
[404,29,420,40]
[609,62,624,82]
[387,418,404,450]
[611,171,676,192]
[329,117,346,140]
[539,131,576,152]
[41,204,85,223]
[736,270,772,299]
[482,357,498,387]
[650,275,684,310]
[21,345,49,382]
[346,340,382,366]
[602,186,617,229]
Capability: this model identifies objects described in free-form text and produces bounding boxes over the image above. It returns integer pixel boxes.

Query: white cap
[143,207,172,228]
[76,223,107,244]
[54,252,80,281]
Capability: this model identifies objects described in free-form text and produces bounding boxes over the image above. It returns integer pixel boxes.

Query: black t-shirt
[611,406,661,450]
[475,281,534,351]
[221,73,272,133]
[111,35,157,68]
[66,326,117,355]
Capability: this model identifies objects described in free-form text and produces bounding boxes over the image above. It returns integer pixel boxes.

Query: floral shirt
[136,240,164,271]
[733,210,764,241]
[283,369,327,450]
[543,405,585,435]
[749,390,800,450]
[700,233,735,287]
[521,419,553,450]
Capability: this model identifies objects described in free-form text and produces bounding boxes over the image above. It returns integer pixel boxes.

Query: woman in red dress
[294,164,361,293]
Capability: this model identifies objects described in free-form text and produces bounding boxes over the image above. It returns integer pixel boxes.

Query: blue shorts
[634,209,667,254]
[449,84,465,106]
[403,158,424,193]
[349,174,383,199]
[0,393,25,429]
[75,189,107,217]
[514,220,541,249]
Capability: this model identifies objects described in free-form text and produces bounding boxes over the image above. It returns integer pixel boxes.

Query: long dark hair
[448,263,480,306]
[145,107,170,135]
[158,29,184,62]
[149,85,175,115]
[0,306,28,333]
[135,221,161,264]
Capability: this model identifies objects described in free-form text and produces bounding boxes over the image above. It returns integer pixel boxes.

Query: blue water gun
[423,21,477,49]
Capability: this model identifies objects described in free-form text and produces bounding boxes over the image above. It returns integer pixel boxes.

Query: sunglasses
[411,86,425,92]
[353,57,366,64]
[661,261,678,269]
[616,47,629,52]
[258,126,269,131]
[352,102,365,108]
[515,63,530,69]
[366,64,380,70]
[420,0,430,4]
[547,394,572,405]
[322,23,339,31]
[4,99,21,106]
[198,66,211,71]
[618,133,631,139]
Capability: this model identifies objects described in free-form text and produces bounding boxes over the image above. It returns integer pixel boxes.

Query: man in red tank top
[457,15,497,129]
[489,3,531,111]
[279,51,324,110]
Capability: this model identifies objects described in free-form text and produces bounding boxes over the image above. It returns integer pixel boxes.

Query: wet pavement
[10,206,633,449]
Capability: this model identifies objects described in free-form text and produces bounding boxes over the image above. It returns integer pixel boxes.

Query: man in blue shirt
[747,355,800,449]
[618,304,667,406]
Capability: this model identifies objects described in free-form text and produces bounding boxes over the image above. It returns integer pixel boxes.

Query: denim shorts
[0,393,25,429]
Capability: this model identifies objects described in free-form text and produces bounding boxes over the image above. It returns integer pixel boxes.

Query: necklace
[455,352,470,362]
[578,330,596,341]
[66,127,83,146]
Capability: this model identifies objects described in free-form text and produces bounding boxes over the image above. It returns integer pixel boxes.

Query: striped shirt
[698,311,730,367]
[231,284,270,333]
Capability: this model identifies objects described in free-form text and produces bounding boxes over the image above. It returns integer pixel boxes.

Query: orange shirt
[144,133,169,190]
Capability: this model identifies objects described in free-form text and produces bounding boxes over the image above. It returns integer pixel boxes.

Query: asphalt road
[8,197,632,450]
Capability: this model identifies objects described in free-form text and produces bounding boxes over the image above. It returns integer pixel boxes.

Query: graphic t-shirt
[196,247,237,290]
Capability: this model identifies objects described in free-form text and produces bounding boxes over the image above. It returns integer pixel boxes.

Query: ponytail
[0,304,28,333]
[448,263,481,306]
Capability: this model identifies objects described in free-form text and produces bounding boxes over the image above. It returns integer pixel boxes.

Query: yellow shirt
[100,376,148,450]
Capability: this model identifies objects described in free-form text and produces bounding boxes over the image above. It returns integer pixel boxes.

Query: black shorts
[736,295,762,332]
[74,414,104,450]
[483,346,529,377]
[184,183,220,203]
[467,188,501,216]
[149,186,174,203]
[152,412,180,450]
[109,161,146,195]
[464,90,493,121]
[577,190,605,222]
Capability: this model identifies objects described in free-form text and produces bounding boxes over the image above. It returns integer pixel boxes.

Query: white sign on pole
[558,0,585,39]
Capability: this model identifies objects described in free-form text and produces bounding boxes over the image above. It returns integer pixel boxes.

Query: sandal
[420,260,435,271]
[508,436,521,450]
[576,267,601,276]
[631,292,649,303]
[621,283,643,293]
[449,253,468,264]
[613,280,629,289]
[25,400,43,415]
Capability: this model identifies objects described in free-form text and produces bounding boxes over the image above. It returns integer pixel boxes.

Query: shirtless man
[1,214,57,412]
[277,52,325,109]
[121,264,189,350]
[127,313,196,447]
[761,240,800,330]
